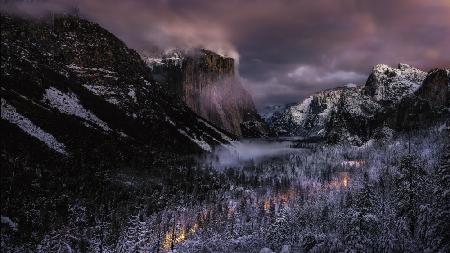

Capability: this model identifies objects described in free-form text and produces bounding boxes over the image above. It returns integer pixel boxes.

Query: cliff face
[382,68,450,131]
[270,64,449,144]
[270,87,346,137]
[416,69,449,108]
[144,49,269,137]
[1,14,234,156]
[363,63,427,104]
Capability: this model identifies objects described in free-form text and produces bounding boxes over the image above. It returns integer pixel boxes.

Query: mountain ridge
[269,63,449,144]
[1,14,234,157]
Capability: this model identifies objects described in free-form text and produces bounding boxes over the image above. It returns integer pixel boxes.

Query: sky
[3,0,450,109]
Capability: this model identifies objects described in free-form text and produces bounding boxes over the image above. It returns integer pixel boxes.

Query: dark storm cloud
[2,0,449,108]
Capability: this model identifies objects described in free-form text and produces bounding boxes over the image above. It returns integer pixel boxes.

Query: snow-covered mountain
[269,64,449,144]
[142,49,270,138]
[363,63,427,104]
[259,104,289,123]
[1,14,234,156]
[270,87,354,137]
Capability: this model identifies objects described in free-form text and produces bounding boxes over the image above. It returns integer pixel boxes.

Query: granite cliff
[143,49,269,137]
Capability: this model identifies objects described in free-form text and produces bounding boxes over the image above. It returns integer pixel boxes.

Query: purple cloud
[2,0,449,108]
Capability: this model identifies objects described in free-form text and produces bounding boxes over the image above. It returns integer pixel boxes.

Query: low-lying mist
[203,139,303,168]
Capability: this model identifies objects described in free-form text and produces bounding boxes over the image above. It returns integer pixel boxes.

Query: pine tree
[427,146,450,251]
[266,207,290,251]
[115,213,140,252]
[393,155,427,240]
[343,173,381,251]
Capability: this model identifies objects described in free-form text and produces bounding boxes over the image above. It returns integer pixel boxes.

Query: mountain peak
[372,63,421,75]
[365,63,427,103]
[269,63,448,143]
[398,63,413,70]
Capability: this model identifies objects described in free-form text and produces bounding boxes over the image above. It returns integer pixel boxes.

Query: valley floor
[2,125,449,253]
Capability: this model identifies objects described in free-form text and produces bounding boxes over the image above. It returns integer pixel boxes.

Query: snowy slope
[43,87,111,132]
[270,87,349,137]
[270,63,448,143]
[1,99,67,154]
[1,14,234,155]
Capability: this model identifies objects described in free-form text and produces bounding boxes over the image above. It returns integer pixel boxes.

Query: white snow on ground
[66,64,117,75]
[1,216,18,231]
[1,99,67,154]
[438,123,448,132]
[127,88,137,103]
[341,160,366,168]
[143,80,152,87]
[197,118,234,143]
[43,87,111,132]
[165,116,176,126]
[178,129,212,152]
[83,84,137,106]
[82,84,120,105]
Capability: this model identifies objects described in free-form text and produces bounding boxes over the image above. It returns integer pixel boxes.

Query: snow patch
[197,118,233,143]
[43,87,111,132]
[178,128,212,152]
[127,88,137,103]
[438,123,448,132]
[67,64,117,75]
[165,116,176,126]
[82,84,120,105]
[1,99,67,154]
[1,216,18,231]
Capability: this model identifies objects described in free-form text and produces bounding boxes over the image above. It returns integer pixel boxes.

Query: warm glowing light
[175,226,186,243]
[338,172,349,188]
[263,198,270,211]
[161,231,172,250]
[343,175,348,187]
[161,225,188,251]
[189,223,198,234]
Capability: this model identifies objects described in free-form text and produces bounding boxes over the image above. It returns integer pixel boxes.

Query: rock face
[270,87,349,137]
[363,63,427,104]
[270,64,449,144]
[416,69,449,108]
[1,14,234,156]
[143,49,269,137]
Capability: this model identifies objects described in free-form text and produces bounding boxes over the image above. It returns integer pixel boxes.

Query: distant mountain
[269,64,449,144]
[259,104,289,123]
[142,49,270,138]
[1,14,234,157]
